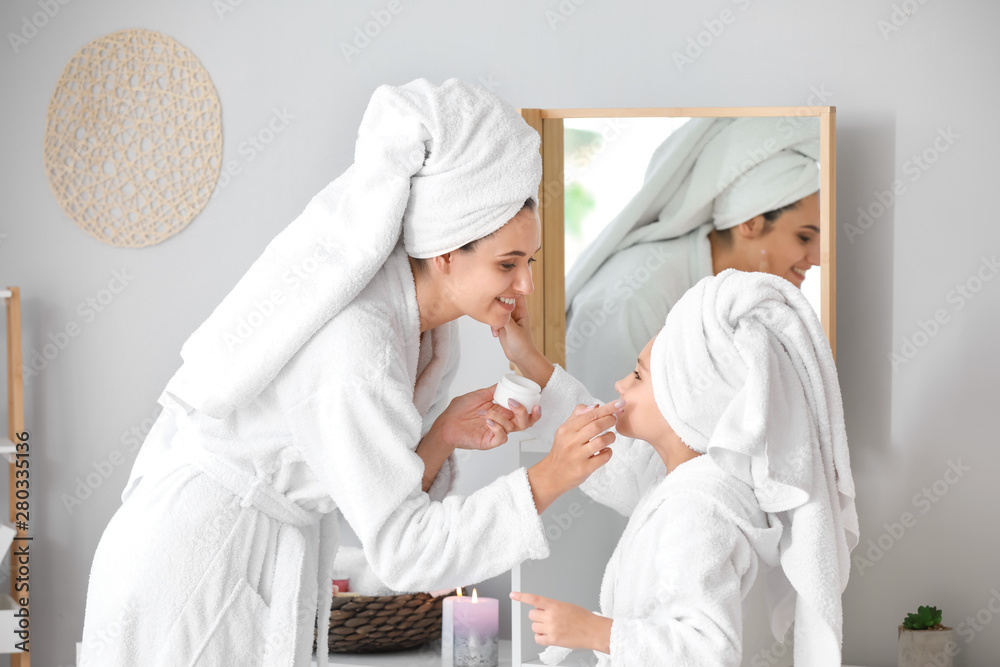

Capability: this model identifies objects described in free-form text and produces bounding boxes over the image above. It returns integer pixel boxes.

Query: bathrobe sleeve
[532,365,665,517]
[608,484,749,666]
[422,328,461,503]
[274,313,549,593]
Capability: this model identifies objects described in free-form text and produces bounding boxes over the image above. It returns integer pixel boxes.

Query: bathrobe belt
[175,439,339,666]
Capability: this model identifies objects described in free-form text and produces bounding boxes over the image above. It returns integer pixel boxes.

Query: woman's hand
[526,401,621,513]
[493,295,538,368]
[436,385,541,451]
[493,296,555,390]
[509,591,612,654]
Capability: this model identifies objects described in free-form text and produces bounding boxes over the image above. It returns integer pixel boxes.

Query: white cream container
[493,373,542,413]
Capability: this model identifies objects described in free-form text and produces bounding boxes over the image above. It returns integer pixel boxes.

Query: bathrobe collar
[394,244,456,418]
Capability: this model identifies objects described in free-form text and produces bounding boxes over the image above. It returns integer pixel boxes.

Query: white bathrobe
[532,366,781,666]
[80,245,549,667]
[565,224,713,402]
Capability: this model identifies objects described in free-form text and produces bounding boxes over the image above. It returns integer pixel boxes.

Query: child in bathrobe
[502,270,857,666]
[511,340,780,665]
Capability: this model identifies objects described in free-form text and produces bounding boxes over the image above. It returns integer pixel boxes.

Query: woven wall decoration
[43,29,222,248]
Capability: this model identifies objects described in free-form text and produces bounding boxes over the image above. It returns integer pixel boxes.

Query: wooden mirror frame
[517,107,837,365]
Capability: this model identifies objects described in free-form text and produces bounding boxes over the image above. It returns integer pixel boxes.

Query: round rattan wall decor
[43,29,223,248]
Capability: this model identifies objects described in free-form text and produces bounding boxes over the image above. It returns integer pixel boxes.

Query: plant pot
[898,625,957,667]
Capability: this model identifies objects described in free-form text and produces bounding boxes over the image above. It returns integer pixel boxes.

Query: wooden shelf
[3,287,29,664]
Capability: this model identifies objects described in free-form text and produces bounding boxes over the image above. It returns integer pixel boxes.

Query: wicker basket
[314,590,459,653]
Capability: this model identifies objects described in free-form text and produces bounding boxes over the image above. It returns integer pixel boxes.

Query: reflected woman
[565,117,821,401]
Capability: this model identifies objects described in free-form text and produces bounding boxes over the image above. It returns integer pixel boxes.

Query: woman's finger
[528,609,545,622]
[485,419,508,448]
[576,414,618,445]
[588,431,616,455]
[505,399,532,430]
[587,447,614,472]
[485,406,515,434]
[569,400,621,430]
[527,404,543,428]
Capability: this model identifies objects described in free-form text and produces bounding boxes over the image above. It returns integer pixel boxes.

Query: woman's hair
[711,197,804,245]
[410,197,537,272]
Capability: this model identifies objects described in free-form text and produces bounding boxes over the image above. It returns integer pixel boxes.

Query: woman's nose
[807,241,821,267]
[516,266,534,296]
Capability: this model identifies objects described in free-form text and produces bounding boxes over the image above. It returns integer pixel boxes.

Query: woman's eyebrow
[802,225,820,233]
[498,246,543,257]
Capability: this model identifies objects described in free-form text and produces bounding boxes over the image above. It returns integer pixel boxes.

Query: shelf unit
[2,287,29,665]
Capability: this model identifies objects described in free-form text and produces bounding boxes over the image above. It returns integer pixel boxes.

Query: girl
[505,269,858,665]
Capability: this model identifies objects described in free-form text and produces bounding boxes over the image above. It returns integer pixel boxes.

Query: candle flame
[456,587,463,597]
[472,588,478,603]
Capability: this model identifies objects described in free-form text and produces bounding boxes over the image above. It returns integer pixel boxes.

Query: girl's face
[613,339,673,442]
[442,206,541,329]
[733,192,821,288]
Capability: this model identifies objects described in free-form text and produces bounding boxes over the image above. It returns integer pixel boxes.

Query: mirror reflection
[563,116,822,401]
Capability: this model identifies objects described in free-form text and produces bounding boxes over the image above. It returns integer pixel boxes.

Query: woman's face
[735,192,821,288]
[443,206,541,328]
[613,339,672,442]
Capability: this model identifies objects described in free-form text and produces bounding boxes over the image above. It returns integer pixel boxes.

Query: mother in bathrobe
[79,78,619,667]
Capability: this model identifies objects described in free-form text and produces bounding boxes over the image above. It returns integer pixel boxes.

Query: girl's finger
[510,591,544,608]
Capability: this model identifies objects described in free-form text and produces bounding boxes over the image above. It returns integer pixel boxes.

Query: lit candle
[442,587,499,667]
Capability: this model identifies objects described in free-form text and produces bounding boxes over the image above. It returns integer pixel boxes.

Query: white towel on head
[649,268,858,666]
[566,116,819,305]
[159,77,541,419]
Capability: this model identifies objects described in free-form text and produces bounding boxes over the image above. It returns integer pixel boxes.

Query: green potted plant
[898,605,957,667]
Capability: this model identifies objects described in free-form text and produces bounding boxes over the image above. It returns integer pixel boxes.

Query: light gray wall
[1,1,998,665]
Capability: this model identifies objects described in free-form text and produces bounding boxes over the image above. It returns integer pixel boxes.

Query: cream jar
[493,373,542,413]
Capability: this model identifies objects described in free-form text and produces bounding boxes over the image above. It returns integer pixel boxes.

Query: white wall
[1,1,998,665]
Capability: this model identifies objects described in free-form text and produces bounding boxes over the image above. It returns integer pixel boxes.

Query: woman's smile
[495,296,517,311]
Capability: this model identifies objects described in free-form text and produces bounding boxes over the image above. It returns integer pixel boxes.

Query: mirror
[514,107,836,666]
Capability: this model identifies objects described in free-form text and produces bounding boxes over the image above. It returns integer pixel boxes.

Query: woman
[80,78,618,667]
[500,269,858,665]
[566,117,822,401]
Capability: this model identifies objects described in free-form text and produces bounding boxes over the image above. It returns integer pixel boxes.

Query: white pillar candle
[442,588,499,667]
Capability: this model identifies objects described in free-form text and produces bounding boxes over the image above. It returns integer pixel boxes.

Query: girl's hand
[436,385,541,451]
[493,295,538,367]
[526,401,621,513]
[509,591,612,653]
